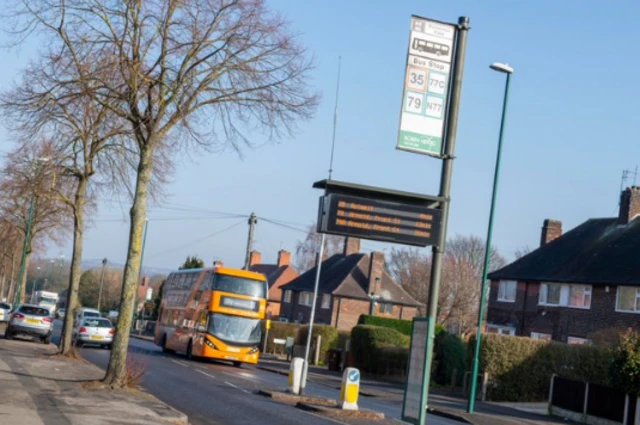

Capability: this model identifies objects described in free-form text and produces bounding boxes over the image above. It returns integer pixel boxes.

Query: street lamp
[97,258,108,312]
[29,266,41,304]
[468,62,514,413]
[368,276,381,315]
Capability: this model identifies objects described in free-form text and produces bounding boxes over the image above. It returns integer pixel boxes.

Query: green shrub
[351,325,410,372]
[434,332,466,386]
[262,322,298,353]
[371,346,409,382]
[471,333,611,402]
[296,325,339,363]
[358,315,413,336]
[333,330,350,350]
[610,331,640,397]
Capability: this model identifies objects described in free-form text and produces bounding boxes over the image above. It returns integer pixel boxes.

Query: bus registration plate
[224,356,238,360]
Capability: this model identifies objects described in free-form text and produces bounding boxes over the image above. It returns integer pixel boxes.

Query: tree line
[0,0,318,387]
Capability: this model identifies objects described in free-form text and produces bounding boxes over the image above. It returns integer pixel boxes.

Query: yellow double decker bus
[155,266,268,366]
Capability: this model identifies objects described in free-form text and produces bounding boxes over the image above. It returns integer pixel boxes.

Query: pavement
[257,357,574,425]
[0,326,188,425]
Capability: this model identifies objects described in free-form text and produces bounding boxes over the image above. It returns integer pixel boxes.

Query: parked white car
[0,302,11,323]
[4,304,53,344]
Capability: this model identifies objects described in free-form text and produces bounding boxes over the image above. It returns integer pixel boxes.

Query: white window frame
[615,286,640,314]
[539,283,592,309]
[530,332,552,341]
[283,290,292,303]
[567,336,591,345]
[299,291,312,306]
[486,324,516,336]
[497,280,517,302]
[321,294,331,309]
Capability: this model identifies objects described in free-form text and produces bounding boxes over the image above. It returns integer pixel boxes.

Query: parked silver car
[4,304,53,344]
[0,302,11,323]
[73,317,114,348]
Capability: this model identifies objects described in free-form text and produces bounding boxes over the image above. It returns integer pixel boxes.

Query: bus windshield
[207,313,262,346]
[41,297,57,305]
[213,274,266,298]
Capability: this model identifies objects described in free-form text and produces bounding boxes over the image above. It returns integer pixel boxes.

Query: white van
[74,307,101,324]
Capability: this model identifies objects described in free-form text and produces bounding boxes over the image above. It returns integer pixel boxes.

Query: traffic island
[257,388,338,407]
[296,402,386,420]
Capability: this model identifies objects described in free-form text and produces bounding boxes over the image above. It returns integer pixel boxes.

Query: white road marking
[171,359,190,368]
[224,380,251,394]
[222,371,260,382]
[196,369,217,379]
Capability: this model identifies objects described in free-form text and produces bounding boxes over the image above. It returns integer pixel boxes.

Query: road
[51,320,458,425]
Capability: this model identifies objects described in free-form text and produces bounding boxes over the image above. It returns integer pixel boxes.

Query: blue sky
[2,1,640,270]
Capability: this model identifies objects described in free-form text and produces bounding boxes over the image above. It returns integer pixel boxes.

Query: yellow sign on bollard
[340,367,360,410]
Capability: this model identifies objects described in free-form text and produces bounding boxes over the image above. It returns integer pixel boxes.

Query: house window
[531,332,552,341]
[567,336,591,345]
[486,324,516,336]
[321,294,331,309]
[378,303,393,314]
[539,283,591,309]
[299,292,312,306]
[497,280,517,302]
[616,286,640,313]
[283,290,292,303]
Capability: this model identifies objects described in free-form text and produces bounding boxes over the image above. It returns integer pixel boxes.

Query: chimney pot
[248,251,261,267]
[540,219,562,246]
[277,250,291,267]
[343,237,361,256]
[367,252,385,296]
[619,186,640,224]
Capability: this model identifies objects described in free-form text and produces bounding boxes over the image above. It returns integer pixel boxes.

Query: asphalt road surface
[50,320,458,425]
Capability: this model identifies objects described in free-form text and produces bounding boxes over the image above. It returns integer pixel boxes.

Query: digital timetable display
[318,193,442,247]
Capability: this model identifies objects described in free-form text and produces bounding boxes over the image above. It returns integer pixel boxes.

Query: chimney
[343,237,361,256]
[367,252,385,296]
[540,219,562,246]
[618,186,640,224]
[277,250,291,267]
[248,251,261,267]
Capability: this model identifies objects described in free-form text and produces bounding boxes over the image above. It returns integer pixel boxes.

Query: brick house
[487,186,640,344]
[248,249,298,318]
[279,237,421,331]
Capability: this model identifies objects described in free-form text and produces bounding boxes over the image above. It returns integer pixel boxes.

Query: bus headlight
[205,339,218,350]
[248,346,259,355]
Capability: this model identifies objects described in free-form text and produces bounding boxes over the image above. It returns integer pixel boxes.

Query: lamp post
[29,267,41,304]
[368,276,381,315]
[97,258,108,312]
[468,62,514,413]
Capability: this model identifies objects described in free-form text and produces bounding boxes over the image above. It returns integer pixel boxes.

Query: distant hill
[80,259,172,276]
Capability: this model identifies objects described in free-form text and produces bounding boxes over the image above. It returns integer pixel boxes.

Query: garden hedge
[296,324,339,363]
[262,322,298,353]
[350,325,410,372]
[434,331,466,386]
[357,315,413,336]
[473,333,610,401]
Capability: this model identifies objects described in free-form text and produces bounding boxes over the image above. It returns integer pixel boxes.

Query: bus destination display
[318,193,441,247]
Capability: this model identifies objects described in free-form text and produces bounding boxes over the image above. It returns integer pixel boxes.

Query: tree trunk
[60,177,87,355]
[0,270,5,301]
[18,251,31,303]
[103,145,153,387]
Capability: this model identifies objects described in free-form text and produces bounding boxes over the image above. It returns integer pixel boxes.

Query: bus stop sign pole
[420,16,470,423]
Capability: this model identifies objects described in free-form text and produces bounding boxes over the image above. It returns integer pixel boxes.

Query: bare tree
[1,53,133,355]
[387,235,507,335]
[514,245,532,260]
[7,0,318,386]
[387,247,430,315]
[0,142,71,304]
[0,223,21,301]
[294,224,345,272]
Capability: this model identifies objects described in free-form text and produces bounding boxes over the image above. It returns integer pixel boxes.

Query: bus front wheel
[232,361,242,368]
